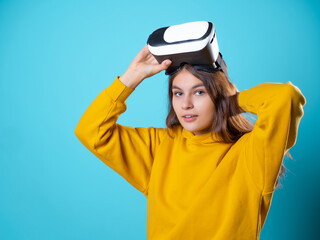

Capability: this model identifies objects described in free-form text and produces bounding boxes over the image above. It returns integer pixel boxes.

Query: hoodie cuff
[105,76,134,103]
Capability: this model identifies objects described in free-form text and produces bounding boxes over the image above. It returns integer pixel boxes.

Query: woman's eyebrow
[191,83,205,89]
[172,84,205,90]
[172,85,182,90]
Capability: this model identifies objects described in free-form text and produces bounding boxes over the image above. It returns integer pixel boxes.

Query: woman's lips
[182,115,198,122]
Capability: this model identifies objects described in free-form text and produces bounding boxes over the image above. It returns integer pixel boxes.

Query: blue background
[0,0,319,239]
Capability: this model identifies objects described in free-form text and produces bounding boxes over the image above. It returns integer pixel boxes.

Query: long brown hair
[165,63,286,189]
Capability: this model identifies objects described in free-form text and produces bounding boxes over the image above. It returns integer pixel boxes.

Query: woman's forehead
[172,69,203,89]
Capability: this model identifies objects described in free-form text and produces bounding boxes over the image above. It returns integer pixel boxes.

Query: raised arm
[238,82,306,194]
[75,46,171,197]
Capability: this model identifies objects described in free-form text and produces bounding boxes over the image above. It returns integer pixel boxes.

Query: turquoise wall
[1,0,319,239]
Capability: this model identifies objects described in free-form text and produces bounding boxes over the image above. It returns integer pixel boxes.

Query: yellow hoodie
[75,77,305,240]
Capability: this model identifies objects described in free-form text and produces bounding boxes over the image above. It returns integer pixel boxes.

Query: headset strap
[216,53,230,81]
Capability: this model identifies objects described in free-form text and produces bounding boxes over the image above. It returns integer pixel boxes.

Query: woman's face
[172,68,215,135]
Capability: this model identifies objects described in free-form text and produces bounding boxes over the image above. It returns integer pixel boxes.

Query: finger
[146,56,159,65]
[163,59,172,67]
[152,59,172,74]
[140,45,152,59]
[133,45,149,62]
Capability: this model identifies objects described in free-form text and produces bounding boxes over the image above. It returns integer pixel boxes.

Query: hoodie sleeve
[75,77,166,197]
[238,82,306,194]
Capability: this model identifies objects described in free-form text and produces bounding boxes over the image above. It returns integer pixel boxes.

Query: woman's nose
[181,96,193,109]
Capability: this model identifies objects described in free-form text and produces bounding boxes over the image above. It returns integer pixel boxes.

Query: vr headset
[147,21,229,80]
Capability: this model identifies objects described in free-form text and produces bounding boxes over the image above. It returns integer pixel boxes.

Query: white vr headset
[147,21,229,80]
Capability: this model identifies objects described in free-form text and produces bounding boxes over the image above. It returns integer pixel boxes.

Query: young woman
[75,45,306,239]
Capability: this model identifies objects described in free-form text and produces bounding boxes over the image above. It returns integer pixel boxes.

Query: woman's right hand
[119,45,172,89]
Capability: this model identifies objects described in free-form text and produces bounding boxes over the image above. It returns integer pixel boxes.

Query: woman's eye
[174,92,183,97]
[195,90,205,95]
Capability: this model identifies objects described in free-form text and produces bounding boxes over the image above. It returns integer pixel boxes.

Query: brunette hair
[166,64,253,142]
[165,63,286,189]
